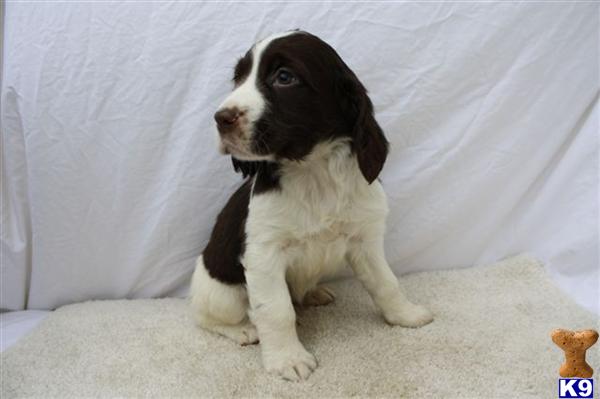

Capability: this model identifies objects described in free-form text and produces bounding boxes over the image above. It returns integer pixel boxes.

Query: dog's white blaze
[218,31,297,139]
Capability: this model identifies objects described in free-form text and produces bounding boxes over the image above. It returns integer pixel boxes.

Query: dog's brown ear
[353,93,388,184]
[335,61,388,184]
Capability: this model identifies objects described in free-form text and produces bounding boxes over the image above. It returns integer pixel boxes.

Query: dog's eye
[273,68,297,87]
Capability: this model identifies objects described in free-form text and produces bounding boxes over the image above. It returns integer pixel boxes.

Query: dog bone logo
[551,329,598,378]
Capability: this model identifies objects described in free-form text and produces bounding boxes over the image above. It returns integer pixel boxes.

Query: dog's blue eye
[274,69,296,86]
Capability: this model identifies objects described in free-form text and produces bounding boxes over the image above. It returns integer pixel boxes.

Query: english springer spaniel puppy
[190,30,433,381]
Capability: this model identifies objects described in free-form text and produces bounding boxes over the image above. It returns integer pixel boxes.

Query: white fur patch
[244,139,388,303]
[217,31,297,142]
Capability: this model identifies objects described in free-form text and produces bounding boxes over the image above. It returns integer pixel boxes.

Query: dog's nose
[214,108,241,131]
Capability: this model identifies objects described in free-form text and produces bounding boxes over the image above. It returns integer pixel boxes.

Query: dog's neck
[280,138,354,181]
[250,138,367,201]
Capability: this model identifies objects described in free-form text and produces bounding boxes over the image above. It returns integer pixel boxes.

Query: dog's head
[214,31,388,183]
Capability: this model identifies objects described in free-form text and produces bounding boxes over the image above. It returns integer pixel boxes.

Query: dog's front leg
[244,245,317,381]
[347,233,433,328]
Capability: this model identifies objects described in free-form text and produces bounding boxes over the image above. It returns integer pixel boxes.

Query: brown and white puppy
[190,31,433,381]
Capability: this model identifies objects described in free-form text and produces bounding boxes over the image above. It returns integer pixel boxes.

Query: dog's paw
[302,285,335,307]
[236,323,259,346]
[383,302,433,328]
[264,346,318,381]
[206,321,258,346]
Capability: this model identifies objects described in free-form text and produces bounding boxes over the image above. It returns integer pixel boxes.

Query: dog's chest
[245,147,387,298]
[254,190,361,301]
[248,151,371,249]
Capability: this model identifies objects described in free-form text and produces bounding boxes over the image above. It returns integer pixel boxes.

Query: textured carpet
[2,255,598,398]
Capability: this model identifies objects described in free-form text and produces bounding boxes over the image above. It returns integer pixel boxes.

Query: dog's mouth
[219,138,272,161]
[219,138,249,156]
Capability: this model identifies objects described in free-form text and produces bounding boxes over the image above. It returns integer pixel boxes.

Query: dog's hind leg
[190,256,258,345]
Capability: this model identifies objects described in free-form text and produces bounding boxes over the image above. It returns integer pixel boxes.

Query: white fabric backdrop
[2,3,598,314]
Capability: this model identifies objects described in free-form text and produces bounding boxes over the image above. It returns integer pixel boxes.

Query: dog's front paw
[383,302,433,328]
[264,346,318,381]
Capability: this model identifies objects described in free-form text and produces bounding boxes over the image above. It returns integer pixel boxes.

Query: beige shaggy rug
[2,255,598,398]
